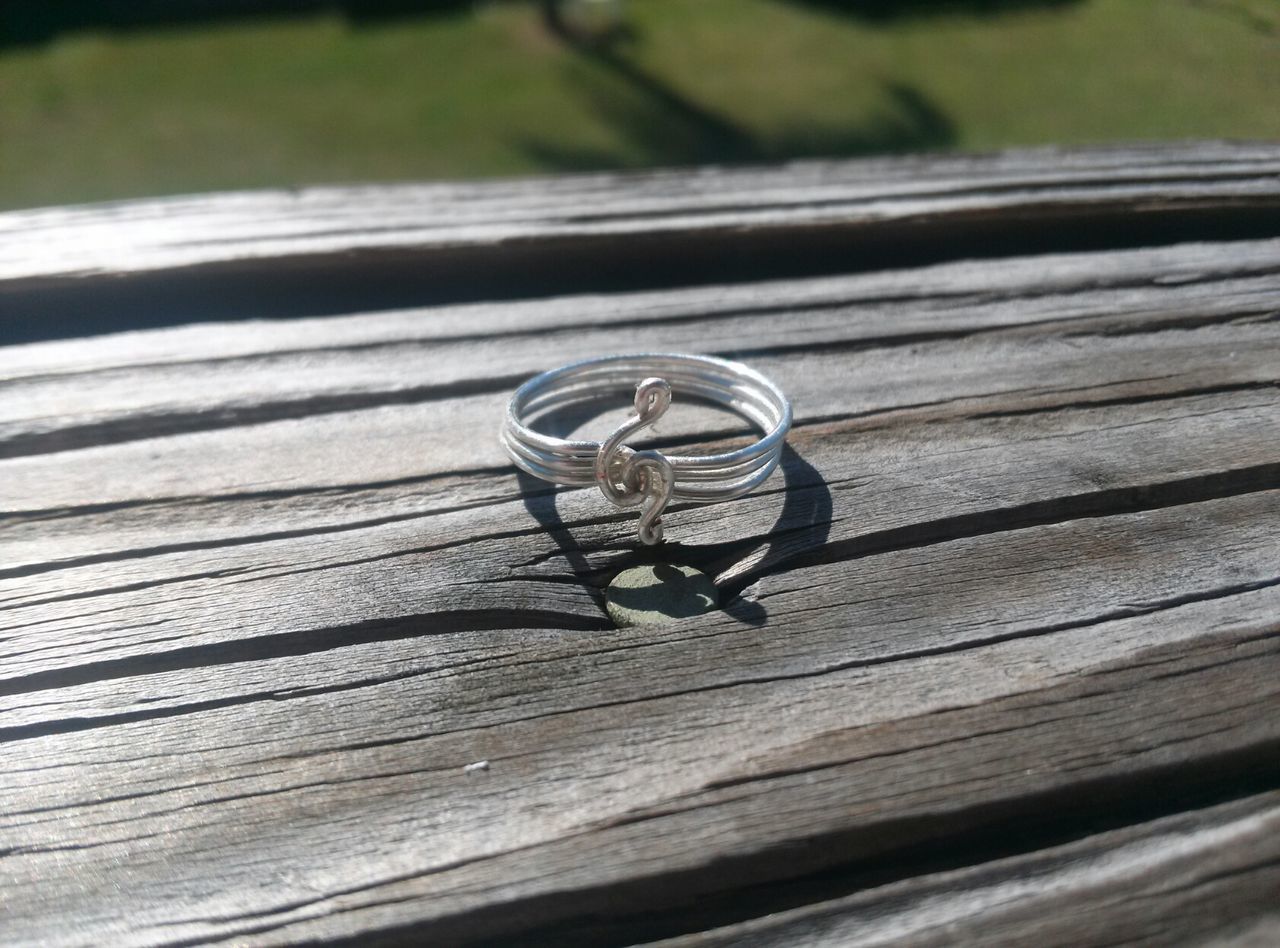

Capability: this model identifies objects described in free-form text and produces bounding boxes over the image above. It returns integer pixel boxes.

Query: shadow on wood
[516,443,832,626]
[2,145,1279,944]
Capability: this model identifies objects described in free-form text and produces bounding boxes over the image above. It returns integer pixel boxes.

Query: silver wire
[501,353,792,543]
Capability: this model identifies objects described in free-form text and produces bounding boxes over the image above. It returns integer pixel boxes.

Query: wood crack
[0,466,513,525]
[0,494,524,581]
[720,464,1280,598]
[0,608,607,714]
[262,742,1280,948]
[8,257,1276,386]
[0,372,529,461]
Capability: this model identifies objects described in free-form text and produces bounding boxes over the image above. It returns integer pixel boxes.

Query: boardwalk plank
[1,144,1277,946]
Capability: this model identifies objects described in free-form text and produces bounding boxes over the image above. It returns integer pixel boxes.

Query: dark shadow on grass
[0,0,470,48]
[785,0,1082,20]
[0,0,1087,49]
[519,38,955,171]
[1189,0,1279,36]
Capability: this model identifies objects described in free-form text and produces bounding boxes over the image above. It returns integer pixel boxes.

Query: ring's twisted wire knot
[501,354,792,546]
[593,378,675,545]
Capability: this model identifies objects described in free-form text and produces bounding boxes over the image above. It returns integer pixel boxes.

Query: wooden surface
[1,143,1278,946]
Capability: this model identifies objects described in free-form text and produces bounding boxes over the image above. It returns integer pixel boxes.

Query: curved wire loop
[501,353,792,545]
[592,378,675,544]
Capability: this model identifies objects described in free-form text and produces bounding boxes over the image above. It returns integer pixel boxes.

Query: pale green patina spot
[605,563,718,628]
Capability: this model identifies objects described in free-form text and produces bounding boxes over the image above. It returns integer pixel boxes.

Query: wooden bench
[2,142,1278,945]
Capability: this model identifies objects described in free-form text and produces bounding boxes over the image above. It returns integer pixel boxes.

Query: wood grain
[658,791,1280,948]
[4,141,1280,342]
[0,144,1277,946]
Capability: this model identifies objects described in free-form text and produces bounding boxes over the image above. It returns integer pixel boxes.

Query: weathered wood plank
[1,145,1277,945]
[5,140,1274,281]
[2,236,1278,461]
[2,492,1276,942]
[2,384,1276,695]
[2,235,1276,689]
[4,142,1279,285]
[4,143,1280,342]
[655,791,1280,948]
[5,234,1278,382]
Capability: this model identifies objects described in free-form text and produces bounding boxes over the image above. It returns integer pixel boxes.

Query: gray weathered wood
[4,141,1280,343]
[1,144,1277,946]
[4,141,1279,285]
[658,791,1280,947]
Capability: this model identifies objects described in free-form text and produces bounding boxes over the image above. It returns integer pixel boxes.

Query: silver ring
[502,353,792,545]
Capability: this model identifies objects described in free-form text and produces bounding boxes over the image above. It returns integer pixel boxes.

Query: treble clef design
[594,377,676,545]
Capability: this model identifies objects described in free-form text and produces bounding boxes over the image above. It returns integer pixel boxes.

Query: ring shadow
[514,399,832,628]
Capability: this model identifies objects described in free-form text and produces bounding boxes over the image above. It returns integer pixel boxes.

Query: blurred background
[1,0,1277,211]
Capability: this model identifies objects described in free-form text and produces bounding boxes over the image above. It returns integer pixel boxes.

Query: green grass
[1,0,1278,210]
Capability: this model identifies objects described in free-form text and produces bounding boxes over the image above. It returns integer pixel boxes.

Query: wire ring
[502,353,792,545]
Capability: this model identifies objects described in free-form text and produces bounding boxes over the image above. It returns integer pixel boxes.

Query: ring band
[501,353,792,545]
